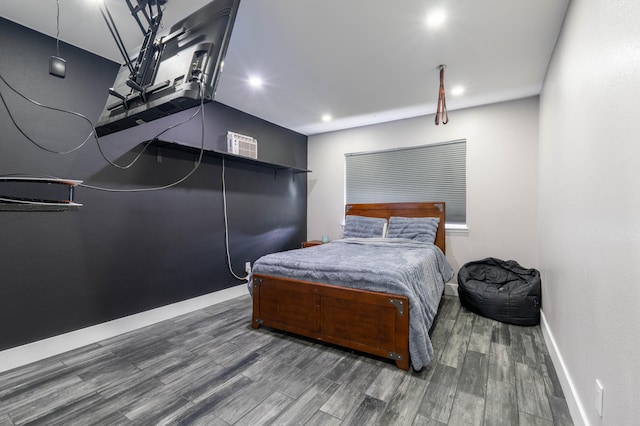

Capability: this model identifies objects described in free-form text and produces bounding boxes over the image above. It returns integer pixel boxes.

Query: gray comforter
[250,238,454,370]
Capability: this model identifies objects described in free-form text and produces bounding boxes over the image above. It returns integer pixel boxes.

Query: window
[345,139,466,225]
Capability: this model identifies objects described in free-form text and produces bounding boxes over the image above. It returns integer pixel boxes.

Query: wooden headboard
[345,202,446,254]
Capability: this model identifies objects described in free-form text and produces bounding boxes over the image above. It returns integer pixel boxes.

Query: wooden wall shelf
[150,139,311,173]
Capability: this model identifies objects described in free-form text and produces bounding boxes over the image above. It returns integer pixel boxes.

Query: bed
[249,202,454,370]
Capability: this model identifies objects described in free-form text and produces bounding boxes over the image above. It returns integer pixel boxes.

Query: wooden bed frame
[251,202,446,370]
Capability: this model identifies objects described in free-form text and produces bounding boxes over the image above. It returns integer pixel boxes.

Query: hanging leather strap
[436,66,449,125]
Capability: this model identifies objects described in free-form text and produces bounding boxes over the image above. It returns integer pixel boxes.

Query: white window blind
[345,139,466,224]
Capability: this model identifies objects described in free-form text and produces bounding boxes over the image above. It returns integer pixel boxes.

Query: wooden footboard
[252,274,410,370]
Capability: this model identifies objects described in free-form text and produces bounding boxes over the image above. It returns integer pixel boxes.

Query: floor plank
[457,350,488,398]
[417,362,460,424]
[488,342,515,385]
[365,366,406,402]
[320,360,379,420]
[377,373,427,425]
[484,378,519,426]
[270,378,340,425]
[515,362,554,421]
[235,391,293,426]
[448,391,485,426]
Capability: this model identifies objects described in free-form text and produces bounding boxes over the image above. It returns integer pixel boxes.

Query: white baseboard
[0,284,249,374]
[540,309,588,426]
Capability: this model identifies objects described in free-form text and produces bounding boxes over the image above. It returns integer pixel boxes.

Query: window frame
[344,139,467,228]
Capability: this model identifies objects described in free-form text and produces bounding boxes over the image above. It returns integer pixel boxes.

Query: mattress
[250,238,454,370]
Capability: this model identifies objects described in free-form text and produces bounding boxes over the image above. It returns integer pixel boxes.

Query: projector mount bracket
[99,0,167,105]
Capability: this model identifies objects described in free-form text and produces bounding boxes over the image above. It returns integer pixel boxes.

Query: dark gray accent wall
[0,18,307,351]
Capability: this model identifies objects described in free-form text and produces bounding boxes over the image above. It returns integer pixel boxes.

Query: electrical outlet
[245,261,251,274]
[595,379,604,417]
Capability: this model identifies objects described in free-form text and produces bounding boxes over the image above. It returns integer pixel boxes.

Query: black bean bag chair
[457,258,541,326]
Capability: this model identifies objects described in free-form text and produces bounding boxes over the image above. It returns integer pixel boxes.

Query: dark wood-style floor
[0,295,573,425]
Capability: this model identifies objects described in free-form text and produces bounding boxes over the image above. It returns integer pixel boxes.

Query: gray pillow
[343,215,387,238]
[386,216,440,243]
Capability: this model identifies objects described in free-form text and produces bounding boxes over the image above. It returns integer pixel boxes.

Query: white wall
[539,1,640,425]
[308,97,540,277]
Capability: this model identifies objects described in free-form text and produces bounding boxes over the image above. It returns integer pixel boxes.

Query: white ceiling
[0,0,569,135]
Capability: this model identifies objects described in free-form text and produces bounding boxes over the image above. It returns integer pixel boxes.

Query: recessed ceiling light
[248,76,263,88]
[322,114,332,122]
[426,10,446,28]
[451,86,465,96]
